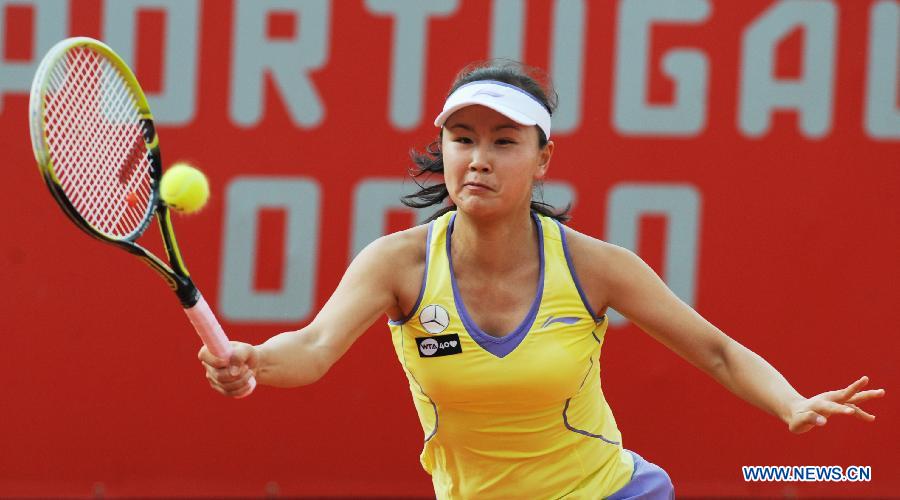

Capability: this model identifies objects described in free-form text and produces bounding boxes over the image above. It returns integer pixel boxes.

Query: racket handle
[184,295,257,397]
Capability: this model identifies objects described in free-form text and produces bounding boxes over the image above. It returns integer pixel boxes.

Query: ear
[534,140,554,180]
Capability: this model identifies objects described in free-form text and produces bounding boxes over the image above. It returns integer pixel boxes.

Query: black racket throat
[153,204,201,308]
[53,183,202,309]
[133,248,200,307]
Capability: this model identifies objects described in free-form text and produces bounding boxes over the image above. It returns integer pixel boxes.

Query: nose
[468,145,492,173]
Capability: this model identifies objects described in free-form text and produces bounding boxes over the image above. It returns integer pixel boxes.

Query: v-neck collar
[446,212,545,358]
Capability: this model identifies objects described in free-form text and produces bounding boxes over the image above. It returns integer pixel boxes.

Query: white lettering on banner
[865,1,900,139]
[489,0,525,63]
[0,0,67,114]
[739,0,837,139]
[220,177,321,323]
[103,0,199,126]
[490,0,586,134]
[365,0,458,130]
[1,0,896,142]
[231,0,331,128]
[613,0,711,136]
[605,184,701,326]
[551,0,586,133]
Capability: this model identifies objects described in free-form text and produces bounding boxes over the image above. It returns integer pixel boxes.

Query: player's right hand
[198,341,259,398]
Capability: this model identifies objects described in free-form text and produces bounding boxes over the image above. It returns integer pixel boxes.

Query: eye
[496,138,517,145]
[454,137,473,144]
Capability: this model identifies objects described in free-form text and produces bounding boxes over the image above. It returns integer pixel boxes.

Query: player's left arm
[568,230,885,434]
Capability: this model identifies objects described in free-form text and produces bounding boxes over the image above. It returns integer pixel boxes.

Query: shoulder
[557,223,632,267]
[357,223,429,270]
[556,224,646,310]
[356,223,430,319]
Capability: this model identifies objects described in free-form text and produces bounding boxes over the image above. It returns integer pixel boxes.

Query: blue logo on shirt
[541,315,581,328]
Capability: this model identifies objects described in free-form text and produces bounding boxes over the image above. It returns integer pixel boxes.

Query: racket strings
[69,52,150,234]
[47,54,149,235]
[42,46,154,239]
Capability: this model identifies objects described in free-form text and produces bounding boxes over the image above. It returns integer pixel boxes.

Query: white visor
[433,80,551,139]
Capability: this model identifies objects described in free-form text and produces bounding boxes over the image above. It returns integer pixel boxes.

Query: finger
[230,382,255,399]
[227,343,255,367]
[198,346,229,368]
[790,411,827,434]
[205,371,227,394]
[846,389,886,404]
[846,404,876,422]
[205,364,240,387]
[810,399,856,417]
[834,376,870,401]
[214,364,248,383]
[205,370,252,396]
[218,370,254,392]
[224,378,254,398]
[199,359,227,375]
[225,344,259,381]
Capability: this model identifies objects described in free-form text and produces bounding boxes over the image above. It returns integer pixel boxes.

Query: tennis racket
[28,37,255,396]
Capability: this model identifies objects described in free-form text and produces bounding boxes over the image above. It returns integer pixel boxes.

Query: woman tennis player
[199,61,884,499]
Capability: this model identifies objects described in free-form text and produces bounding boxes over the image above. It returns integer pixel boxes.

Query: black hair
[401,60,571,223]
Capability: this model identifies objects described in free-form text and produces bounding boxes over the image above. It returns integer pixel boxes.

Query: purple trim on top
[578,357,594,391]
[398,326,439,442]
[554,220,604,322]
[562,398,620,445]
[563,356,618,444]
[388,222,435,326]
[425,400,439,443]
[447,212,545,358]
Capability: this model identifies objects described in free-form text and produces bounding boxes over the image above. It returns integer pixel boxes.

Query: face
[441,105,553,218]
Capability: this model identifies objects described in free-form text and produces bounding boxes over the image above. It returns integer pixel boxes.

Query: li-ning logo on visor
[472,88,504,98]
[419,304,450,334]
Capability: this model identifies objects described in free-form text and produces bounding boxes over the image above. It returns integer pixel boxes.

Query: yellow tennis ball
[160,162,210,214]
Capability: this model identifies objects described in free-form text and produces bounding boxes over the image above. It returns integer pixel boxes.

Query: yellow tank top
[389,211,634,499]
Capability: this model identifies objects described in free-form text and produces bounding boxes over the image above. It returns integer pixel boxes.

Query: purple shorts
[606,450,674,499]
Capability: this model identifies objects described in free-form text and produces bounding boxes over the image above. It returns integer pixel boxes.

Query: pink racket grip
[184,295,257,398]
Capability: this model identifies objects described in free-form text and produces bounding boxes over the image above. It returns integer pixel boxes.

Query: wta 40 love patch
[416,334,463,357]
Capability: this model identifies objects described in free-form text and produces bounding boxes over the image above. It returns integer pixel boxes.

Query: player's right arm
[198,228,424,397]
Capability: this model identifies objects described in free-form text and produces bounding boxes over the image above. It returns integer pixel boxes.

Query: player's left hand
[785,376,885,434]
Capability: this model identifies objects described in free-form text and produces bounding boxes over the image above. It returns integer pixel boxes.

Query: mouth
[463,181,494,191]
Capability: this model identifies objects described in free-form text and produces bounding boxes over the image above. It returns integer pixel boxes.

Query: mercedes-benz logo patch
[419,304,450,334]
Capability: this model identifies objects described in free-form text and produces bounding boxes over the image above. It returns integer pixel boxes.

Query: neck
[451,209,538,273]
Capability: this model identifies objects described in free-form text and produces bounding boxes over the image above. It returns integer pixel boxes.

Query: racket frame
[29,37,200,308]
